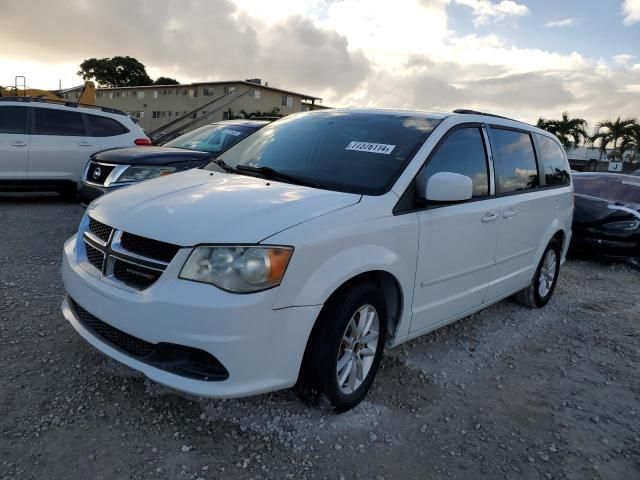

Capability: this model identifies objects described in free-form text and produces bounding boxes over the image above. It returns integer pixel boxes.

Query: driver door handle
[11,141,27,147]
[481,213,498,223]
[503,210,518,219]
[78,141,93,147]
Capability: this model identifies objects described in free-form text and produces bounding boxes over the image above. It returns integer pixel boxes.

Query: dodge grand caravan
[61,109,573,411]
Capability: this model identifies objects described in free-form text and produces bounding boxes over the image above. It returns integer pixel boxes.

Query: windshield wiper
[235,165,323,189]
[211,158,238,173]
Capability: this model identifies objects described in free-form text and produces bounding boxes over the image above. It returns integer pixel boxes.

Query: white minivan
[0,98,150,197]
[61,109,573,411]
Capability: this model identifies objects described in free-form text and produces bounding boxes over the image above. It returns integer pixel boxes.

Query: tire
[515,239,561,308]
[300,281,387,412]
[58,186,77,201]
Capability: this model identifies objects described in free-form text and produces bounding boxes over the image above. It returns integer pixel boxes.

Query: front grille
[120,232,180,263]
[86,162,115,186]
[70,298,229,381]
[89,217,112,243]
[73,301,155,357]
[85,243,104,271]
[113,259,163,290]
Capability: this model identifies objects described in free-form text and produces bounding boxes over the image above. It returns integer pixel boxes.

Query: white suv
[61,109,573,411]
[0,98,149,197]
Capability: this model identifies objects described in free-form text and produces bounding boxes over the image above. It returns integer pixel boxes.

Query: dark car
[632,169,640,176]
[78,120,269,205]
[570,172,640,258]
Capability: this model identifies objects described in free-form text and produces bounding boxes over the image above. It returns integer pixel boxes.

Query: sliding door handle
[481,213,498,223]
[10,141,27,147]
[503,210,518,219]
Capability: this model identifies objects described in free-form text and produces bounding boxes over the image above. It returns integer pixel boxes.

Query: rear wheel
[515,239,561,308]
[300,282,386,412]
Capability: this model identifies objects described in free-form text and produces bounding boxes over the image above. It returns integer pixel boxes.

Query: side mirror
[417,171,473,203]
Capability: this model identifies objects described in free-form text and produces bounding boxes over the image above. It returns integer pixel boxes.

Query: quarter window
[490,128,539,193]
[34,108,85,136]
[88,115,129,137]
[534,134,570,186]
[0,106,27,134]
[420,127,489,197]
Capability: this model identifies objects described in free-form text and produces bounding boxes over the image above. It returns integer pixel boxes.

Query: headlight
[179,246,293,293]
[603,220,640,231]
[112,166,176,184]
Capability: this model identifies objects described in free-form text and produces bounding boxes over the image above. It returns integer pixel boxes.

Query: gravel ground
[1,194,639,480]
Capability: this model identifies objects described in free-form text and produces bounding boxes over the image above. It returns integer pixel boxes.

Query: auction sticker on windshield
[346,141,396,155]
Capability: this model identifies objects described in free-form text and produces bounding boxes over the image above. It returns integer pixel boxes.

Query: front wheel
[515,239,561,308]
[300,282,387,412]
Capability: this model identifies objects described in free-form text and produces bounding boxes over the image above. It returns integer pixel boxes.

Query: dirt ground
[1,194,639,480]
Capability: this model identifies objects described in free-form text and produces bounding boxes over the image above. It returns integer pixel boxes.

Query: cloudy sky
[1,0,639,126]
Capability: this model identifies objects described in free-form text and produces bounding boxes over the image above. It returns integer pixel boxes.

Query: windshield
[573,175,640,204]
[165,123,257,153]
[206,111,441,195]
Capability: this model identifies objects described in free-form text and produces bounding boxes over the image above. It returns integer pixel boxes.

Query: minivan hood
[87,169,361,245]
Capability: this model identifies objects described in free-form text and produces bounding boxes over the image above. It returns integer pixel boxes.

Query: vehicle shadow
[0,192,79,205]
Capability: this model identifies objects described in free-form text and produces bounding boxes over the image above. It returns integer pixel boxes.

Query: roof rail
[452,108,529,124]
[0,96,128,117]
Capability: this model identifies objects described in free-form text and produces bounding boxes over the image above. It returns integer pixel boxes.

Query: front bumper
[570,235,640,258]
[61,234,321,398]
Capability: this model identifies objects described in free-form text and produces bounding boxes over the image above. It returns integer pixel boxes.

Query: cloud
[623,0,640,25]
[1,0,639,130]
[452,0,529,25]
[0,0,370,100]
[545,18,577,28]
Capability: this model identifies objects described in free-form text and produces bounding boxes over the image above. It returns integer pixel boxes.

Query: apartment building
[62,79,322,134]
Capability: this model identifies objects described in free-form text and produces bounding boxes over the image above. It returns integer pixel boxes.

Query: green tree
[154,76,180,85]
[620,121,640,162]
[590,117,637,161]
[78,56,153,87]
[536,112,588,150]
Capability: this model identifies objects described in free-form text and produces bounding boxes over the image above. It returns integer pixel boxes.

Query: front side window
[34,108,85,136]
[419,127,489,197]
[165,124,257,154]
[534,133,570,186]
[88,115,129,137]
[0,106,27,134]
[491,128,539,194]
[211,111,441,195]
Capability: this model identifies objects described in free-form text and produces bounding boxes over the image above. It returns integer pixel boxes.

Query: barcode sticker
[345,141,396,155]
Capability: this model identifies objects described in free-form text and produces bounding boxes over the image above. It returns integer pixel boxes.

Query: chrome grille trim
[80,221,179,291]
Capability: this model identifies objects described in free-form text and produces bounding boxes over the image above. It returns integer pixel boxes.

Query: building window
[109,92,114,99]
[152,111,167,119]
[137,91,145,99]
[203,87,215,96]
[188,89,195,98]
[153,91,158,99]
[252,88,261,99]
[96,92,102,98]
[222,111,230,120]
[115,92,121,97]
[175,111,181,117]
[281,95,293,108]
[223,86,236,94]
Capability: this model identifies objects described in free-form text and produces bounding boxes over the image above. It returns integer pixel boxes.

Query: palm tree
[590,117,637,161]
[620,122,640,163]
[536,112,589,150]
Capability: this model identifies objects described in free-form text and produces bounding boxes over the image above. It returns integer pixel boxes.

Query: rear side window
[34,108,85,136]
[0,106,27,134]
[491,128,539,194]
[88,114,129,137]
[535,134,570,186]
[420,127,489,197]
